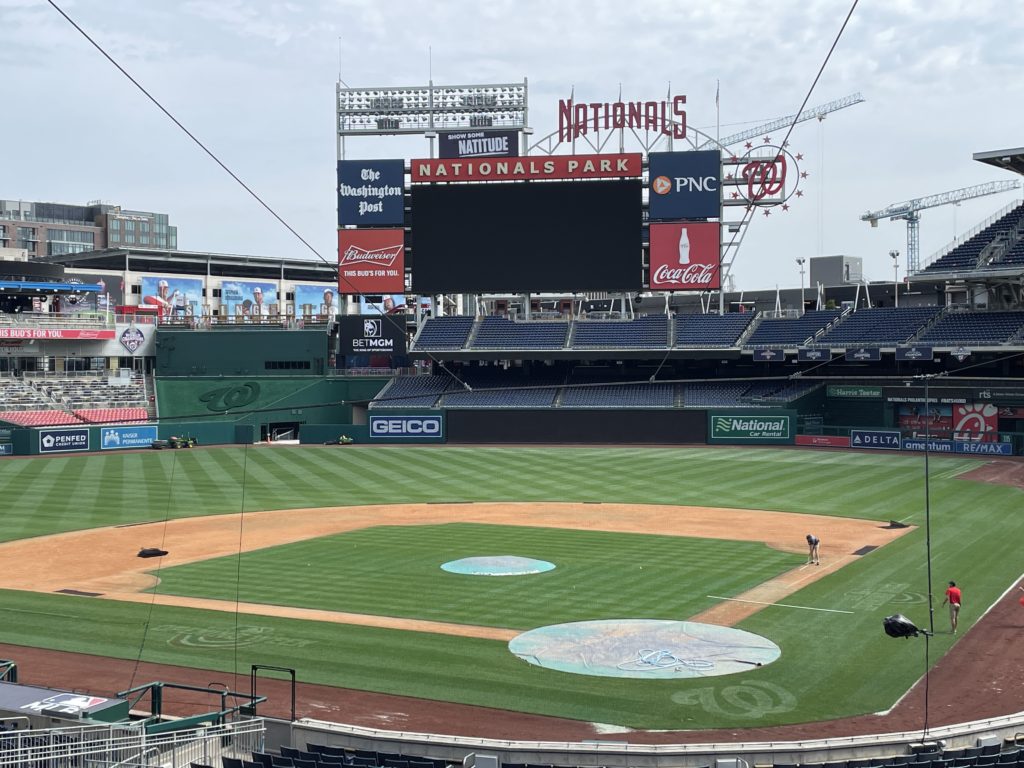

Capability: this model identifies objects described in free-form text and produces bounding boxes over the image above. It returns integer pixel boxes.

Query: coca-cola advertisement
[649,222,720,290]
[338,228,406,294]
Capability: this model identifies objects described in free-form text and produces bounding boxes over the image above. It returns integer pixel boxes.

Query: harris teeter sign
[708,411,795,444]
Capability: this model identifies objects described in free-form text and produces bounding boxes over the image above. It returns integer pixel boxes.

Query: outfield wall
[446,409,708,443]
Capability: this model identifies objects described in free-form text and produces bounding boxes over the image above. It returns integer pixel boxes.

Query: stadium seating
[918,310,1024,345]
[674,312,755,347]
[559,383,674,408]
[471,317,569,349]
[572,315,669,348]
[369,374,454,409]
[924,202,1024,273]
[816,306,942,345]
[74,407,149,423]
[744,310,841,347]
[412,316,475,350]
[0,409,82,426]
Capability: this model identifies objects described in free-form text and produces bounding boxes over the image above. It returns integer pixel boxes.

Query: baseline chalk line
[707,595,854,614]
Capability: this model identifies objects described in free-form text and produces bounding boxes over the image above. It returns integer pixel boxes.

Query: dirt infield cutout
[0,502,913,635]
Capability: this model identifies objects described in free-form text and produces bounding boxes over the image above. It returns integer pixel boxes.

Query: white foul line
[707,595,854,614]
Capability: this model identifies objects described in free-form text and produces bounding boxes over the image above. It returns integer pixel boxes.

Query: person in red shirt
[943,581,962,633]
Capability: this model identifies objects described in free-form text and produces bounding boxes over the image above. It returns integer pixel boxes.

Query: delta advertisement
[648,150,722,220]
[649,222,721,290]
[337,229,405,294]
[337,159,405,226]
[294,284,338,316]
[141,276,203,318]
[222,280,278,317]
[438,129,519,159]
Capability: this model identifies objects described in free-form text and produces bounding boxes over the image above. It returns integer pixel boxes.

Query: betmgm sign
[338,315,408,356]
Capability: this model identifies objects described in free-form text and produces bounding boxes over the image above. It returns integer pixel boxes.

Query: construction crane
[698,92,865,150]
[861,180,1022,274]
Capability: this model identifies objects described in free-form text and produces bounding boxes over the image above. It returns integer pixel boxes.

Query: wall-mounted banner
[828,385,882,398]
[294,284,338,316]
[850,429,901,450]
[221,280,278,317]
[845,347,881,362]
[439,129,519,159]
[795,435,850,448]
[0,328,115,340]
[337,159,405,226]
[119,327,145,354]
[799,348,830,362]
[100,425,158,450]
[338,229,405,294]
[648,150,721,220]
[649,222,720,291]
[141,276,203,318]
[708,411,794,444]
[338,314,407,355]
[901,438,955,453]
[954,441,1013,456]
[369,414,444,441]
[752,349,784,362]
[0,444,12,456]
[411,153,642,183]
[39,428,90,454]
[896,346,933,361]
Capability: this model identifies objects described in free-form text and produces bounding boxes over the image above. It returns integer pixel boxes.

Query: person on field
[806,534,820,565]
[943,580,962,633]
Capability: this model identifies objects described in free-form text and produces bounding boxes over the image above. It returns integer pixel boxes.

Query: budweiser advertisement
[411,152,642,183]
[649,222,721,290]
[0,328,115,340]
[337,229,405,294]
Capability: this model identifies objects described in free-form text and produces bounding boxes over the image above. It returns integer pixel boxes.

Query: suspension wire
[127,448,178,691]
[45,0,469,393]
[646,0,860,383]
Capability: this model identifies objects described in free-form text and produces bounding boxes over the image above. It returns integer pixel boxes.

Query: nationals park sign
[411,153,641,183]
[708,410,795,444]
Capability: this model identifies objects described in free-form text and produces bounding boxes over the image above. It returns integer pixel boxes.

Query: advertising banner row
[138,277,340,318]
[38,426,159,454]
[338,150,723,227]
[849,429,1013,455]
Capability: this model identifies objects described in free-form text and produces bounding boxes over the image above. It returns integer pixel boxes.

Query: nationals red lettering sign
[649,222,721,290]
[337,229,405,294]
[0,328,115,340]
[411,153,641,183]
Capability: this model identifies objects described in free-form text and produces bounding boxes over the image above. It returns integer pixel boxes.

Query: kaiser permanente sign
[708,410,795,444]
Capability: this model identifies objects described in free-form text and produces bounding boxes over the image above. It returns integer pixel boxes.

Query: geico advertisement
[369,415,444,439]
[338,315,407,355]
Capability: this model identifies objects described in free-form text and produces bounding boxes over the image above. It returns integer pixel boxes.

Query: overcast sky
[3,0,1022,292]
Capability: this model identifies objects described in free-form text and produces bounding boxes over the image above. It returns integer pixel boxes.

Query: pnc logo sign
[369,415,444,440]
[648,149,722,220]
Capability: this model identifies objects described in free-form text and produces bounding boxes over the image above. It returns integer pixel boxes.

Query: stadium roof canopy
[973,147,1024,177]
[37,247,338,283]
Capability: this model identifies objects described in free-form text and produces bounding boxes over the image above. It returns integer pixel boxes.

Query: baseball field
[0,444,1021,732]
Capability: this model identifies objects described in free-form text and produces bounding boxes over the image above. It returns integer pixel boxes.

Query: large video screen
[411,179,641,293]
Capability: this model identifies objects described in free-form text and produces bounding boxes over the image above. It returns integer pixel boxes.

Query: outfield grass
[0,445,1021,729]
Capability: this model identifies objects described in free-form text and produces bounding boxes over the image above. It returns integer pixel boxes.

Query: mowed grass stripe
[152,523,802,629]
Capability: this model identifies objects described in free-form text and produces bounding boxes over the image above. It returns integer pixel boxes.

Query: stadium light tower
[795,258,806,316]
[890,250,900,307]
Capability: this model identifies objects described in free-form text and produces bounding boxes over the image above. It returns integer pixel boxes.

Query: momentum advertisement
[649,222,720,291]
[222,280,278,317]
[648,150,722,220]
[338,229,406,294]
[338,314,407,356]
[337,159,405,226]
[141,276,203,318]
